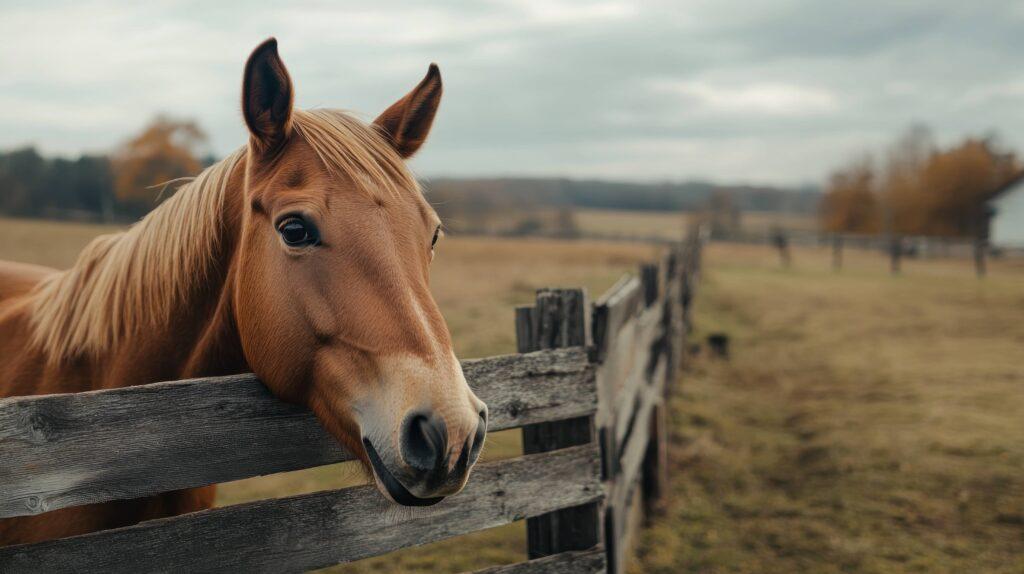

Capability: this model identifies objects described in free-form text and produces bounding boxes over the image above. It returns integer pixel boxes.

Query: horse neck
[176,203,249,380]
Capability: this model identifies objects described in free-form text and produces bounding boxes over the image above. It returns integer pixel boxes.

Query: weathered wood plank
[614,480,643,574]
[518,289,603,560]
[0,348,596,519]
[641,401,669,518]
[603,237,701,574]
[608,303,663,445]
[640,263,659,308]
[605,365,660,574]
[662,263,685,379]
[595,312,637,425]
[467,547,606,574]
[591,275,641,363]
[593,274,661,492]
[613,360,666,515]
[515,306,535,354]
[0,444,604,573]
[606,352,667,574]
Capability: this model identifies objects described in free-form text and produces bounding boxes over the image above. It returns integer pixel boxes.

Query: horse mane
[30,109,416,361]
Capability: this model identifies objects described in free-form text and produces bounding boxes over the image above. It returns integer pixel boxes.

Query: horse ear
[242,38,294,153]
[374,64,442,158]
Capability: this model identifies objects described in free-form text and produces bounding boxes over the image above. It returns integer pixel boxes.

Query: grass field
[3,216,1022,572]
[573,208,689,241]
[634,243,1024,573]
[572,209,818,242]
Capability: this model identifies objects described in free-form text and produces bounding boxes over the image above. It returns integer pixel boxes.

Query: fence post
[890,236,902,275]
[641,403,669,521]
[640,263,659,307]
[641,250,680,520]
[832,234,843,271]
[639,260,669,520]
[974,237,987,278]
[516,288,602,559]
[772,228,791,268]
[680,258,694,334]
[661,250,682,378]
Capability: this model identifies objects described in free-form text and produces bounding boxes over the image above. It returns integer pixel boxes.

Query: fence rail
[0,233,703,573]
[0,348,594,519]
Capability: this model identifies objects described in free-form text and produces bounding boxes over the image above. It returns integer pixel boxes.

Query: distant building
[990,177,1024,248]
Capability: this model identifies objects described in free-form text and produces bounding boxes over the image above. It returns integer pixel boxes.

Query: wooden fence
[0,235,702,573]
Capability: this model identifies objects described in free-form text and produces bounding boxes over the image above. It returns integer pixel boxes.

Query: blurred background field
[3,217,1022,572]
[637,242,1024,574]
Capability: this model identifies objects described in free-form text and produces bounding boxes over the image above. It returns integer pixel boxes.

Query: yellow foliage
[821,127,1020,237]
[820,155,880,233]
[111,116,207,206]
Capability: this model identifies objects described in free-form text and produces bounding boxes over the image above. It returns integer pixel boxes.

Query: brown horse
[0,38,487,546]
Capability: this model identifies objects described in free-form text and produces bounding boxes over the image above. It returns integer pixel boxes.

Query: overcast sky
[2,0,1023,186]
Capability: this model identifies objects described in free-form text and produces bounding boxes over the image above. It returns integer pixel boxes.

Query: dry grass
[634,243,1024,573]
[572,209,819,242]
[740,211,819,234]
[0,216,123,268]
[573,208,689,241]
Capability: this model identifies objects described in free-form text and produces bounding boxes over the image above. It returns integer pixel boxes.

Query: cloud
[649,79,840,116]
[501,0,639,24]
[958,80,1024,107]
[2,0,1024,185]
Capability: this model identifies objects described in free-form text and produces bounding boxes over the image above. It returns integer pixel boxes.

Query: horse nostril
[469,412,487,461]
[400,411,448,472]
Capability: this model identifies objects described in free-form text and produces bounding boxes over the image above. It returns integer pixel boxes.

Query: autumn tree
[916,137,1019,236]
[883,125,933,234]
[111,116,207,216]
[820,155,880,233]
[821,125,1021,238]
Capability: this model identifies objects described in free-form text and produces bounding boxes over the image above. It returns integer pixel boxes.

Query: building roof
[990,171,1024,202]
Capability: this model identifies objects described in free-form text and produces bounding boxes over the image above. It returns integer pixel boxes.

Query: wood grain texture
[467,547,606,574]
[614,480,643,574]
[0,444,603,573]
[591,276,641,364]
[599,236,701,574]
[640,263,659,308]
[641,401,669,517]
[604,357,666,574]
[606,304,662,446]
[612,359,666,516]
[518,288,603,560]
[0,348,595,518]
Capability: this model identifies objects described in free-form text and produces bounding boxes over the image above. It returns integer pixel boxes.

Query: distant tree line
[425,178,819,216]
[821,125,1021,239]
[0,116,212,223]
[2,116,821,228]
[0,148,116,221]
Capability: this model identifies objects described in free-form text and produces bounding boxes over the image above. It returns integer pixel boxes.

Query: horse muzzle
[361,407,487,506]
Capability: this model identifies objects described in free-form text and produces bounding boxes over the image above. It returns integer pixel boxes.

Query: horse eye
[277,217,318,247]
[431,226,440,249]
